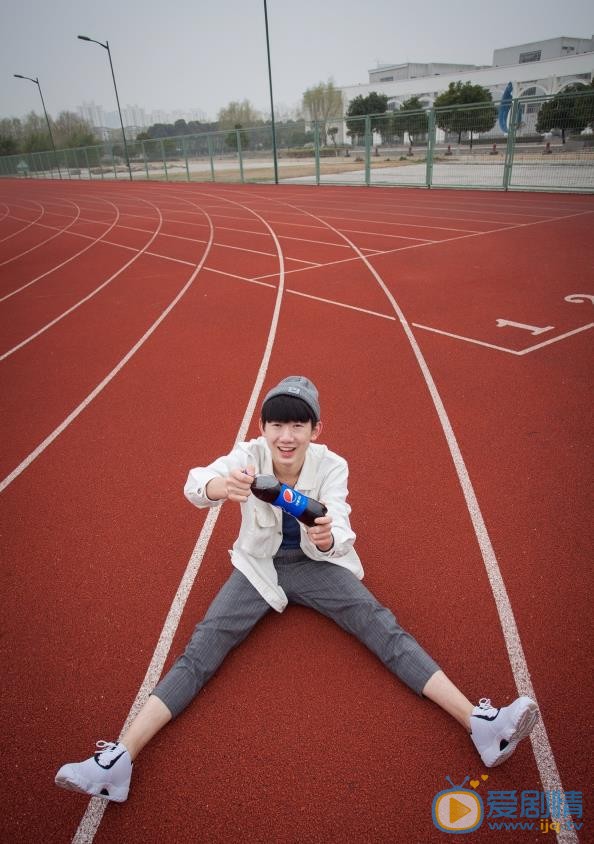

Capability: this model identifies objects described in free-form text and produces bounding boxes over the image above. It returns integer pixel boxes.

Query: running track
[1,179,592,843]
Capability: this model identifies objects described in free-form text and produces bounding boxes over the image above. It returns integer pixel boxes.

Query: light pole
[78,35,132,181]
[263,0,278,184]
[13,74,62,179]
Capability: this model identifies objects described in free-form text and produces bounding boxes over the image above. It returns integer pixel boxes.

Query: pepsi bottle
[250,475,327,527]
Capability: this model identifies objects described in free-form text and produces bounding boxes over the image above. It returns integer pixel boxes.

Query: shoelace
[94,740,118,762]
[477,697,493,710]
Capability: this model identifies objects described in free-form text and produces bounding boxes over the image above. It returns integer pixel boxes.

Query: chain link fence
[2,91,593,192]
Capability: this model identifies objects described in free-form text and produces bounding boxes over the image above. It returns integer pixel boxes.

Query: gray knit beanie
[262,376,320,422]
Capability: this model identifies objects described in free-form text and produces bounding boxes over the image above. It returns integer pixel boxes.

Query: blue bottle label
[272,484,308,518]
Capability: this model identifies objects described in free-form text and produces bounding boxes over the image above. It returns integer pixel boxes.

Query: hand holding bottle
[205,466,255,502]
[306,514,334,552]
[226,466,255,502]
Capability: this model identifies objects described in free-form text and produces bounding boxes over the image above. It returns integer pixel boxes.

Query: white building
[340,35,594,115]
[493,36,594,66]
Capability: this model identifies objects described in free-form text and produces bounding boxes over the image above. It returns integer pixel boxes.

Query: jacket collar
[297,447,317,491]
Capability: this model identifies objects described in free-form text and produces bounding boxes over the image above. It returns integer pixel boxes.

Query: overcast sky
[1,0,592,122]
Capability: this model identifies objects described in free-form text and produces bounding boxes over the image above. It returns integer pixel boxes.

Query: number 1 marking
[495,319,554,336]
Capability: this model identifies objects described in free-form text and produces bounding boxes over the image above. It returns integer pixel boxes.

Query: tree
[53,112,98,148]
[391,96,427,148]
[345,92,391,144]
[173,118,189,135]
[218,100,261,131]
[225,124,249,151]
[147,123,172,139]
[276,121,313,149]
[0,117,23,154]
[21,111,51,152]
[0,135,18,155]
[302,80,343,142]
[0,117,23,141]
[433,82,497,148]
[536,83,594,143]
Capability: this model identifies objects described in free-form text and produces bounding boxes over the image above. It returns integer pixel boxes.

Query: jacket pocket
[254,501,277,528]
[237,500,280,558]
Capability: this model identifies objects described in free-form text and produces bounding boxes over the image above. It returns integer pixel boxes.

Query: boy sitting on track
[56,375,539,803]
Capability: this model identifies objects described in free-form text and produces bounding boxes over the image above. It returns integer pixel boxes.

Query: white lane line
[297,208,583,236]
[208,237,318,265]
[412,322,594,355]
[0,209,213,493]
[144,250,195,267]
[9,210,345,259]
[200,267,591,353]
[339,226,435,242]
[412,324,521,354]
[301,211,486,234]
[202,264,399,320]
[288,202,545,224]
[3,215,102,234]
[0,201,45,243]
[248,190,579,844]
[250,207,594,283]
[285,195,590,222]
[203,266,277,289]
[70,189,287,844]
[48,214,318,266]
[0,214,200,269]
[217,224,354,250]
[0,198,164,361]
[286,288,395,321]
[518,323,594,355]
[0,200,82,266]
[244,201,522,229]
[296,192,585,216]
[0,200,121,303]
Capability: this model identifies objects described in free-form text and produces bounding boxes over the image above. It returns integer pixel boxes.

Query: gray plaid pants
[153,548,440,718]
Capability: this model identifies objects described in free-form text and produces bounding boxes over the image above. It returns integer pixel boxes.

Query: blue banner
[498,82,513,133]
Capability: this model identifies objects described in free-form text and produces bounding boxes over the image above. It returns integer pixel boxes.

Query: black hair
[261,395,317,425]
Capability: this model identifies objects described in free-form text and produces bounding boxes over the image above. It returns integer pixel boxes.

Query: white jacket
[184,437,364,611]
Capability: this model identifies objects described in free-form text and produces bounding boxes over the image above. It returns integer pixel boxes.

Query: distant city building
[121,104,148,128]
[74,102,208,140]
[77,101,106,128]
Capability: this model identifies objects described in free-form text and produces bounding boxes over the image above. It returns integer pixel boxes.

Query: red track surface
[1,179,592,843]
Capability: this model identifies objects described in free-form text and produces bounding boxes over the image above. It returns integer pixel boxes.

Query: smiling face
[258,419,322,480]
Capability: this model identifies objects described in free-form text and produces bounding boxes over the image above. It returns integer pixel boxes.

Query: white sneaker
[470,697,538,767]
[55,741,132,802]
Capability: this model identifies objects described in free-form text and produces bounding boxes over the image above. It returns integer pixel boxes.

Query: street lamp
[78,35,132,181]
[263,0,278,184]
[13,74,62,179]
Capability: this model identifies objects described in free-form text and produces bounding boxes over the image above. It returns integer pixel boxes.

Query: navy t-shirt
[280,510,301,548]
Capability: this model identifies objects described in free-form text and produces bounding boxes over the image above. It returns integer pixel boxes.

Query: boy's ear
[258,419,265,435]
[311,421,323,440]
